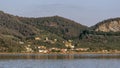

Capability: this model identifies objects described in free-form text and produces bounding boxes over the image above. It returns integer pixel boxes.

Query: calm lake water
[0,54,120,68]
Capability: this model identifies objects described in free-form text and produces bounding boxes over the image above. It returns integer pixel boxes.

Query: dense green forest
[78,30,120,51]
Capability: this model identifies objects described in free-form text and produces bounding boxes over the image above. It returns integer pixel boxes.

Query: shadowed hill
[1,10,120,52]
[18,15,87,39]
[0,11,87,52]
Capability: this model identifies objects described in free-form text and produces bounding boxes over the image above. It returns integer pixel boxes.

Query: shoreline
[0,52,120,59]
[0,52,120,55]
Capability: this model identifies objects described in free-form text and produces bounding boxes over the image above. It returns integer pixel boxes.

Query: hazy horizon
[0,0,120,26]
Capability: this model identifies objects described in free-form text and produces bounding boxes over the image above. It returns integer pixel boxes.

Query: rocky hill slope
[92,18,120,32]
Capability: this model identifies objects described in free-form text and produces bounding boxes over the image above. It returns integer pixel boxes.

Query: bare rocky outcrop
[93,18,120,32]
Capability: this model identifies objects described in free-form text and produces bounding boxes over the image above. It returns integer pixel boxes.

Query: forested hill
[0,11,87,52]
[1,10,120,53]
[18,15,87,39]
[0,11,87,39]
[0,11,38,38]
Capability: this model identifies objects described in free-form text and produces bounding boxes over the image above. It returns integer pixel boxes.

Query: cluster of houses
[20,36,120,54]
[63,40,75,49]
[43,37,57,44]
[38,46,48,53]
[22,36,90,53]
[25,45,34,53]
[24,45,89,53]
[0,36,120,53]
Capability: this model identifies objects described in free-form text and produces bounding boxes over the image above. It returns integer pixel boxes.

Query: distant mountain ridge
[0,11,87,39]
[0,11,87,52]
[18,16,88,39]
[0,11,38,38]
[0,10,120,52]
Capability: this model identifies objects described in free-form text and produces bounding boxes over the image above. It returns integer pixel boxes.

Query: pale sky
[0,0,120,26]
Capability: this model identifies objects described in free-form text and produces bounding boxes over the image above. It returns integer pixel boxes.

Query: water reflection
[0,54,120,60]
[0,59,120,68]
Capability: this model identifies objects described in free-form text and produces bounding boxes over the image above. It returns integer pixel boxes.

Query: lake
[0,54,120,68]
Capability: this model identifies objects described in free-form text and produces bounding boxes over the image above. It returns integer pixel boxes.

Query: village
[19,36,120,54]
[23,37,89,54]
[0,35,120,54]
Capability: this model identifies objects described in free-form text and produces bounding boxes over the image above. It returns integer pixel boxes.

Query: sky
[0,0,120,26]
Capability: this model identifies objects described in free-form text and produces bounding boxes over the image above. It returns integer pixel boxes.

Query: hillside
[78,29,120,51]
[78,18,120,51]
[0,10,120,53]
[18,15,87,39]
[92,18,120,32]
[0,11,87,52]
